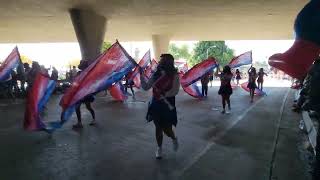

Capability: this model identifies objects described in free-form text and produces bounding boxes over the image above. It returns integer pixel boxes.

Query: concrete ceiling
[0,0,309,43]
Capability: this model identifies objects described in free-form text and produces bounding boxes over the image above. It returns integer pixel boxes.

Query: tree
[168,44,192,62]
[192,41,234,66]
[101,41,112,53]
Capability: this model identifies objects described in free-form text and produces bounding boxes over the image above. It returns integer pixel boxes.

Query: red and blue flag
[228,51,252,69]
[56,41,136,126]
[24,73,56,132]
[127,50,151,88]
[179,73,203,99]
[180,57,218,87]
[0,47,21,82]
[145,59,158,79]
[109,82,128,101]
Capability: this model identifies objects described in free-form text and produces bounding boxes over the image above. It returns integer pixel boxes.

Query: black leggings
[75,102,95,124]
[202,85,208,96]
[221,94,231,110]
[125,85,135,97]
[153,120,176,147]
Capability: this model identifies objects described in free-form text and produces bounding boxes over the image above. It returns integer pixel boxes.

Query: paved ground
[0,86,310,180]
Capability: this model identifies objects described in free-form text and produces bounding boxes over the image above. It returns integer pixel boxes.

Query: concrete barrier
[302,111,317,155]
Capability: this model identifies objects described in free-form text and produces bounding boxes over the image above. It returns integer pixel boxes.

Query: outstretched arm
[248,65,252,74]
[140,70,155,90]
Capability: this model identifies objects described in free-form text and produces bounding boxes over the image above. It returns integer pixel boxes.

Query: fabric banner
[58,41,136,125]
[180,57,218,87]
[109,82,128,101]
[145,59,158,79]
[0,47,21,82]
[228,51,252,69]
[24,73,56,132]
[127,50,151,87]
[179,73,202,99]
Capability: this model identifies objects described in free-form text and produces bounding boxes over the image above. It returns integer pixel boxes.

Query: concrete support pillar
[69,9,106,61]
[152,34,171,60]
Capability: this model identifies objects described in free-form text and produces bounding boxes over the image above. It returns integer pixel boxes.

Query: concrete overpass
[0,0,308,60]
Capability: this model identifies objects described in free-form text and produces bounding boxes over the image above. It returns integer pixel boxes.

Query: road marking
[175,95,267,178]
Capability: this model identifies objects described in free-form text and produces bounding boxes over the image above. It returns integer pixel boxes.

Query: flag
[127,50,151,87]
[228,51,252,68]
[24,73,56,132]
[145,59,158,79]
[268,0,320,79]
[58,41,136,125]
[133,73,141,88]
[240,82,266,96]
[0,47,21,82]
[180,57,218,87]
[179,73,202,99]
[109,82,128,101]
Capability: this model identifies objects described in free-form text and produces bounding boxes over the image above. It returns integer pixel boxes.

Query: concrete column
[69,8,106,61]
[152,34,171,60]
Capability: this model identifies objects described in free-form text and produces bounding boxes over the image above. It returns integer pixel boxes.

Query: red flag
[109,82,127,101]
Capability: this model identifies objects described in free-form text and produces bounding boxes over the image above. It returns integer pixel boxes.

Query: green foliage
[101,41,112,53]
[168,44,192,62]
[191,41,234,66]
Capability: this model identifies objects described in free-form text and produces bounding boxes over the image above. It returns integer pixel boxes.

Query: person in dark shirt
[50,67,59,81]
[201,73,210,97]
[73,60,96,129]
[257,68,268,91]
[140,54,180,159]
[216,65,233,114]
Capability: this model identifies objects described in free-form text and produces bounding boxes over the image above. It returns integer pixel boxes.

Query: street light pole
[206,45,217,59]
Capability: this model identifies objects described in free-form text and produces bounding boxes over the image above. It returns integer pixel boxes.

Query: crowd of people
[0,61,60,98]
[199,66,268,113]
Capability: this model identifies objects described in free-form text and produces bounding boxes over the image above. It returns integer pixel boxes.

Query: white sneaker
[225,110,231,114]
[173,137,179,152]
[155,147,162,159]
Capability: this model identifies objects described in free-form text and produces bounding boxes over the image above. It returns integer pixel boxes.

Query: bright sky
[0,40,294,70]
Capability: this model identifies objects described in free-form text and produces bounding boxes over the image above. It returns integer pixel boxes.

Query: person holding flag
[72,60,96,129]
[215,65,233,114]
[247,66,258,103]
[235,69,241,86]
[257,68,268,91]
[139,54,180,159]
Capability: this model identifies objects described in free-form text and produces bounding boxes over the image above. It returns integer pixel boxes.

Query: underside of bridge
[0,0,308,42]
[0,0,309,60]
